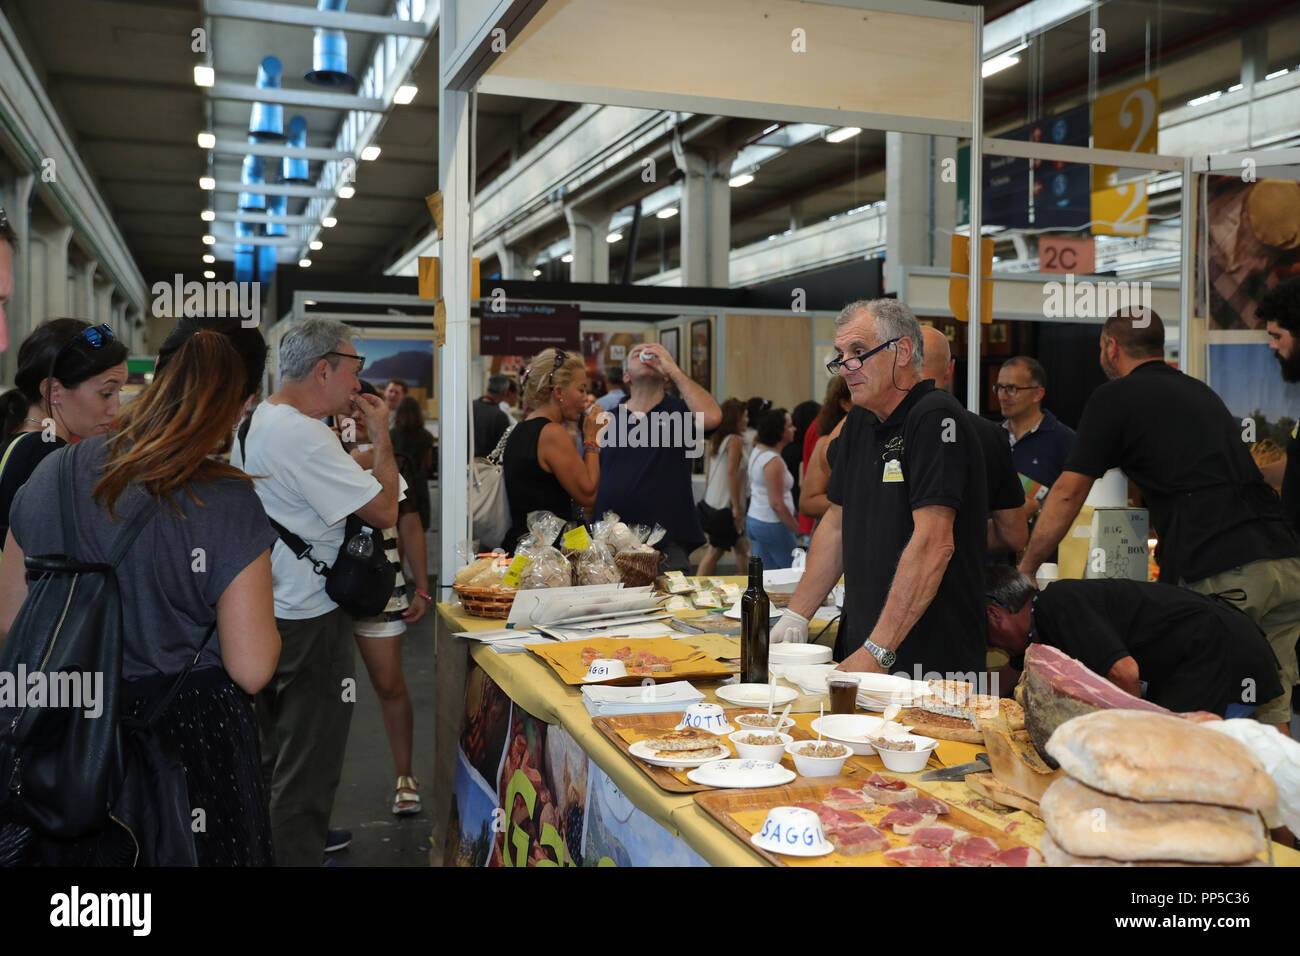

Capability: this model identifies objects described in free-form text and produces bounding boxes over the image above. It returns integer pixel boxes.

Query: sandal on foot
[393,775,421,815]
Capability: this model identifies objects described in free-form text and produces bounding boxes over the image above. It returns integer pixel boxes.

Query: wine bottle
[740,556,770,684]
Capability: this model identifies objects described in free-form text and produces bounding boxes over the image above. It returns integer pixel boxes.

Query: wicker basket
[615,549,663,588]
[453,585,518,619]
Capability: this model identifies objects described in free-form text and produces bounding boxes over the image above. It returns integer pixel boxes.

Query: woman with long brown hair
[798,376,852,534]
[696,397,750,575]
[500,347,602,549]
[0,329,281,866]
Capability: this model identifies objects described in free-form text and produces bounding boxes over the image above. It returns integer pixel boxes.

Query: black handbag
[237,416,395,619]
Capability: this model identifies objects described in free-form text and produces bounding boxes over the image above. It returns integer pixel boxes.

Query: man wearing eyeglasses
[996,357,1075,526]
[772,299,989,680]
[233,317,401,864]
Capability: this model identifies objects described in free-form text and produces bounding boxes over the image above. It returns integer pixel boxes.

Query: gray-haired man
[232,318,400,865]
[771,299,989,680]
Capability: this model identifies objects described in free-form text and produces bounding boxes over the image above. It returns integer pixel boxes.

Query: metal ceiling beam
[212,211,320,225]
[206,234,304,247]
[208,81,387,113]
[212,138,352,162]
[212,179,337,198]
[203,0,432,37]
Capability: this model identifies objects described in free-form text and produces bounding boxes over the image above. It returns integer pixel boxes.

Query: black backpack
[237,415,395,618]
[0,446,156,839]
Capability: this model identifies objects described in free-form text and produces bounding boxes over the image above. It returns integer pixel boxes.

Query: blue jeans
[746,516,796,571]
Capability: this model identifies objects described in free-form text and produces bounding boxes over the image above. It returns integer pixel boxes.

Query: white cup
[676,701,732,734]
[582,658,627,682]
[1036,562,1059,588]
[751,806,830,855]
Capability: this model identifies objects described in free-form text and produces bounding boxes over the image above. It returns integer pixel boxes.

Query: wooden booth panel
[483,0,976,134]
[725,314,812,412]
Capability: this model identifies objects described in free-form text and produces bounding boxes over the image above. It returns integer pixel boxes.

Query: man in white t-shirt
[233,318,400,866]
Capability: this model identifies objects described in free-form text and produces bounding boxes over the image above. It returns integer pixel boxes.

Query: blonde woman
[501,348,603,549]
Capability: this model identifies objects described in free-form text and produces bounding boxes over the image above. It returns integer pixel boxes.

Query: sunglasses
[53,324,116,367]
[826,338,899,375]
[548,349,568,384]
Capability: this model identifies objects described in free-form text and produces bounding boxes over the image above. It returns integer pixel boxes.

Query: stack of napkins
[580,680,704,717]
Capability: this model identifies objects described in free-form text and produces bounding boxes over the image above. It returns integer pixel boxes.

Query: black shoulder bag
[238,416,395,618]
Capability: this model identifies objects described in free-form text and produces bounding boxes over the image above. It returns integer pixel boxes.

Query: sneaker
[324,828,352,853]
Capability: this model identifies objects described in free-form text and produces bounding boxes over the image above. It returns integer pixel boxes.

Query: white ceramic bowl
[734,712,797,734]
[809,714,905,755]
[751,805,832,857]
[872,733,939,773]
[582,658,627,682]
[676,701,734,734]
[728,730,793,762]
[786,739,852,777]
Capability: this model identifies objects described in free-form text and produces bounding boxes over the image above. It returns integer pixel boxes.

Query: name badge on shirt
[882,459,905,483]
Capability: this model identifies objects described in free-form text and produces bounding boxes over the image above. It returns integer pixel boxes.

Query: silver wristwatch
[863,639,896,669]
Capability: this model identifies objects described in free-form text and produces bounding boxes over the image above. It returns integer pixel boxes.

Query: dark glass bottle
[740,556,770,684]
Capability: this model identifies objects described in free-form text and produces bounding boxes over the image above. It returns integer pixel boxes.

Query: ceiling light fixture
[202,234,216,245]
[393,84,417,105]
[309,240,323,251]
[203,270,216,279]
[299,258,313,268]
[197,131,215,149]
[656,206,678,219]
[561,254,574,263]
[361,145,381,161]
[728,173,754,188]
[201,210,215,221]
[532,269,542,277]
[322,216,337,228]
[981,42,1028,79]
[337,185,355,199]
[606,232,622,243]
[203,254,215,264]
[193,65,215,87]
[199,176,215,190]
[826,126,861,143]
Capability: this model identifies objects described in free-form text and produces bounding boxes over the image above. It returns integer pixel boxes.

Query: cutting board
[530,636,733,685]
[695,776,1039,867]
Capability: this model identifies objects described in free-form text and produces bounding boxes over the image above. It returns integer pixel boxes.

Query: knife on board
[919,753,990,781]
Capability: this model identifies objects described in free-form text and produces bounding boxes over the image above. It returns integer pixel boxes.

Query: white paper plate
[628,738,733,768]
[810,714,912,755]
[687,759,796,788]
[714,683,799,707]
[723,602,784,621]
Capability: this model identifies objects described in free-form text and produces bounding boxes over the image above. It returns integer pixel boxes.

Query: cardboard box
[1059,506,1149,581]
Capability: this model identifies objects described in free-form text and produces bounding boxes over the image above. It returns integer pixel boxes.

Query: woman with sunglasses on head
[501,348,602,551]
[0,320,128,553]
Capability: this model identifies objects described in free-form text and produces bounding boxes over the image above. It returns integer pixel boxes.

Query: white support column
[965,5,984,414]
[33,223,73,319]
[564,204,610,283]
[674,146,731,287]
[1,173,35,379]
[74,258,98,319]
[437,12,473,595]
[93,281,113,328]
[885,133,930,295]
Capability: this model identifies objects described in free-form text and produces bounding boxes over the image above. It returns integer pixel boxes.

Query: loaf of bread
[1041,777,1266,864]
[1040,832,1266,867]
[1045,710,1277,811]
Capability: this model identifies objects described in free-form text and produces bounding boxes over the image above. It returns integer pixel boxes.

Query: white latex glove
[770,607,810,644]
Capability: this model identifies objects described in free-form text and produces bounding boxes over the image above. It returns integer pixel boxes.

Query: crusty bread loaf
[1045,710,1277,811]
[643,727,720,752]
[1040,831,1267,867]
[1041,777,1266,864]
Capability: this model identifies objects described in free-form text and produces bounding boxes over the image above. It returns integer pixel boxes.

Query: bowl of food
[786,739,852,777]
[734,712,796,734]
[675,701,734,735]
[869,733,939,773]
[750,805,832,857]
[808,714,906,755]
[728,730,793,762]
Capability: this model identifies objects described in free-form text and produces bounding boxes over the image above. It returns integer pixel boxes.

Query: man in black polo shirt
[772,298,989,679]
[1019,307,1300,731]
[1260,277,1300,534]
[984,567,1281,717]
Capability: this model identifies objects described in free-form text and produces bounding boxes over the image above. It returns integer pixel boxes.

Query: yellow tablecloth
[432,590,1300,868]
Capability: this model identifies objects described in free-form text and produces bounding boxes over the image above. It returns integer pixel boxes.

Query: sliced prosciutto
[879,809,937,835]
[825,786,875,810]
[910,826,966,849]
[830,823,890,856]
[866,773,908,790]
[884,845,950,867]
[861,783,919,805]
[991,845,1044,867]
[949,835,1001,867]
[893,797,949,817]
[1021,644,1218,763]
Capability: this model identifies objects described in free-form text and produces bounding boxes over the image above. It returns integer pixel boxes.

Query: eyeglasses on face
[322,350,365,369]
[826,337,899,375]
[992,383,1040,396]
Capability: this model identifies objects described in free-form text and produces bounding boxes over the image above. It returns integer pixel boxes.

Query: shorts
[697,501,742,550]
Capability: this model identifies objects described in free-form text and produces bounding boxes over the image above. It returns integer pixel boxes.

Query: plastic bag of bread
[455,556,495,587]
[516,511,571,589]
[577,514,620,586]
[467,555,512,588]
[614,523,667,587]
[1206,718,1300,836]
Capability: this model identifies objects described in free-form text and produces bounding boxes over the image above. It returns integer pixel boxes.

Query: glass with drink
[827,673,861,715]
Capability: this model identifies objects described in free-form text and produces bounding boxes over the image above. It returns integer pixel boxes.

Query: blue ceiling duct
[257,245,278,286]
[249,56,285,140]
[238,150,267,213]
[234,220,256,285]
[282,116,310,184]
[265,193,288,238]
[304,0,357,87]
